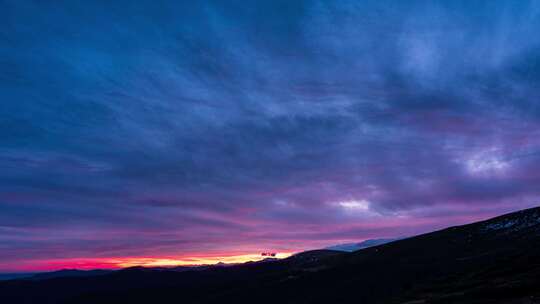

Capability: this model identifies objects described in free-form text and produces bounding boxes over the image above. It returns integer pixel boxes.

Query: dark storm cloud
[1,0,540,270]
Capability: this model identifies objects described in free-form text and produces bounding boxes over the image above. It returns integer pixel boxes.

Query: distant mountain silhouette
[28,269,112,281]
[0,273,35,281]
[325,237,401,252]
[1,206,540,303]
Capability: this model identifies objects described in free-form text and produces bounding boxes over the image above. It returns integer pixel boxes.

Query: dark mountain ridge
[1,206,539,303]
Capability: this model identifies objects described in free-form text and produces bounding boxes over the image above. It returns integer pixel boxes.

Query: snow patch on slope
[482,209,540,232]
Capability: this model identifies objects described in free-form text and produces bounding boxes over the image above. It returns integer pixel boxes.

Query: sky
[1,0,540,272]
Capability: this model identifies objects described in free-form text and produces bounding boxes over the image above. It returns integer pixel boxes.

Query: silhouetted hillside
[1,207,539,303]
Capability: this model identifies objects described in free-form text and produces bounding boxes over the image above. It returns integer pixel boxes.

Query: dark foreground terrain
[2,207,540,304]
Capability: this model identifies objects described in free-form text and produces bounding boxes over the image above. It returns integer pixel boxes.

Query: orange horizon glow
[3,252,295,273]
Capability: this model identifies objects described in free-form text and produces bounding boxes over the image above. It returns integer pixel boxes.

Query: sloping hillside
[1,207,539,304]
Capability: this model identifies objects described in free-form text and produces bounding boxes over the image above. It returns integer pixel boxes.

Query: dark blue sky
[1,0,540,271]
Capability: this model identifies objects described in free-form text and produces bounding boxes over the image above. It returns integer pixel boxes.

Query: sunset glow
[5,253,294,272]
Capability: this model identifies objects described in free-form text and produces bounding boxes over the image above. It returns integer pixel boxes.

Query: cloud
[1,0,540,271]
